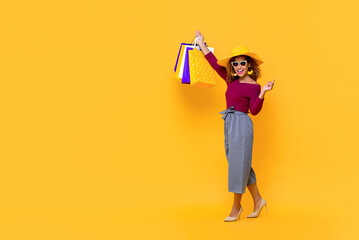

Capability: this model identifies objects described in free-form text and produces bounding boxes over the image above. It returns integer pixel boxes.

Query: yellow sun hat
[217,45,264,67]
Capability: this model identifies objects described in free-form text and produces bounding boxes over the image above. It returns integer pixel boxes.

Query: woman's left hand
[262,79,275,92]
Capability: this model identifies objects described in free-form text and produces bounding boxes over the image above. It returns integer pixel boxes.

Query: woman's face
[232,55,251,77]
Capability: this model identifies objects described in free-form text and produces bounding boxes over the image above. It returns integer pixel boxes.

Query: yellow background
[0,0,358,239]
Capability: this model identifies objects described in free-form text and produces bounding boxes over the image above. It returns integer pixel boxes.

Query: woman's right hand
[195,30,210,55]
[195,30,204,43]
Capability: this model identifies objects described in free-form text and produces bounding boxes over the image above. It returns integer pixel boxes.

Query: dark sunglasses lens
[240,61,246,66]
[232,62,238,67]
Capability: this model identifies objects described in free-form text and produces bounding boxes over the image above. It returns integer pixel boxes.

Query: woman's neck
[239,75,254,82]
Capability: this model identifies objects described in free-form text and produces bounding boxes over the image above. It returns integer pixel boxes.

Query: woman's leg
[228,193,243,217]
[247,182,263,212]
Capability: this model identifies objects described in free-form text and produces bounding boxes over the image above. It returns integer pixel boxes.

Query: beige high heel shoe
[224,205,243,222]
[247,198,268,218]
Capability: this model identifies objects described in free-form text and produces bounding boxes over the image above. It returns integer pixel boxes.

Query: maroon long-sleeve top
[204,51,264,115]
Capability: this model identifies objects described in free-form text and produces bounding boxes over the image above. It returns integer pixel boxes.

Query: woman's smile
[237,69,245,74]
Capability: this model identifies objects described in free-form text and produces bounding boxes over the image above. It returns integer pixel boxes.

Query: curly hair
[225,55,261,84]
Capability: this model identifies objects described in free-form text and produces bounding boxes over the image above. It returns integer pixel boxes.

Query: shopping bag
[174,40,212,81]
[174,42,209,80]
[181,47,191,84]
[176,44,196,80]
[174,43,191,73]
[187,38,217,88]
[174,43,190,79]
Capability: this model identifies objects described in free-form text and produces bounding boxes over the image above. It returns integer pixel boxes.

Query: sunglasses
[231,60,247,67]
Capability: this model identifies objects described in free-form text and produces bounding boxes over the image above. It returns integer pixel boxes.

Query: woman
[195,30,275,222]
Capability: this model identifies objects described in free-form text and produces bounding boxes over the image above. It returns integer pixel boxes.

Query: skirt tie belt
[219,106,235,120]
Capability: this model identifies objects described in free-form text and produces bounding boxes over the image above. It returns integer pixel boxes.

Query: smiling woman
[225,55,261,84]
[194,30,275,222]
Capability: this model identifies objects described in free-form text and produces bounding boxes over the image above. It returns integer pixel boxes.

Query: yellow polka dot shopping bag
[174,37,217,88]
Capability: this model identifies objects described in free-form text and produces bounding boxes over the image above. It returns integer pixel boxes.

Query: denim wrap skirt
[219,106,257,193]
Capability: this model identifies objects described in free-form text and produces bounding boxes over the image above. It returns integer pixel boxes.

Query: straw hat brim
[217,53,264,67]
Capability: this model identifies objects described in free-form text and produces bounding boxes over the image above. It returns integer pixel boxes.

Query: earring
[248,68,253,75]
[232,73,238,76]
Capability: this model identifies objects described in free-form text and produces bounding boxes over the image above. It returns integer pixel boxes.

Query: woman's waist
[231,110,248,115]
[225,105,249,114]
[219,106,248,120]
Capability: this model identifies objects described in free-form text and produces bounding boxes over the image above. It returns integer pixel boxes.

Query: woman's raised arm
[195,30,227,81]
[195,30,210,55]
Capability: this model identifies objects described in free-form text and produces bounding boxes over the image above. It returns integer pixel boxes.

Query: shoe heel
[224,206,242,222]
